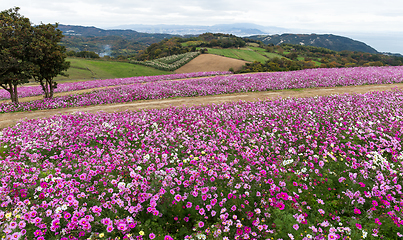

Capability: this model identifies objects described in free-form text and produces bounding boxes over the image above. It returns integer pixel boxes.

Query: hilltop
[247,33,378,53]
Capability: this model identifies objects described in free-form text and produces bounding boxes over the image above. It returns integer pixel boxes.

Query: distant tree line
[135,38,193,61]
[67,50,100,58]
[238,43,403,73]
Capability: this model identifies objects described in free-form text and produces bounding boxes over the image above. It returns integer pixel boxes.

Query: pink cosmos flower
[101,217,112,225]
[375,218,382,225]
[40,182,48,189]
[18,220,26,228]
[174,194,182,202]
[34,230,42,236]
[356,223,362,229]
[328,233,338,239]
[149,233,156,239]
[117,221,127,231]
[276,202,285,210]
[276,192,289,200]
[354,208,361,214]
[106,225,114,232]
[9,221,17,229]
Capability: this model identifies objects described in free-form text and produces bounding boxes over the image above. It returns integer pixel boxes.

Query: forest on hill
[248,33,378,53]
[237,43,403,73]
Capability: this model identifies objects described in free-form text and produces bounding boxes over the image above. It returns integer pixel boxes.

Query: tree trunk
[49,83,54,98]
[40,80,50,98]
[0,83,18,104]
[12,84,19,104]
[48,79,54,99]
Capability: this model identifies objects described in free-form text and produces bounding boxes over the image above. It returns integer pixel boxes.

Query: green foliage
[197,33,246,48]
[74,51,100,58]
[0,143,8,159]
[238,43,403,73]
[0,7,35,103]
[30,22,70,98]
[135,38,192,61]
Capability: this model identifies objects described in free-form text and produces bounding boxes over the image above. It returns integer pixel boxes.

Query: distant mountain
[58,24,176,39]
[247,34,378,53]
[57,24,180,57]
[382,52,403,57]
[110,23,288,36]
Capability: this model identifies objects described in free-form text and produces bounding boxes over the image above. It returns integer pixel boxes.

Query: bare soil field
[175,54,249,73]
[1,83,403,130]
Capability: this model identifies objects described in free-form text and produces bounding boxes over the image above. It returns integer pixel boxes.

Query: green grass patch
[246,42,259,47]
[54,58,171,82]
[260,52,286,59]
[199,48,241,60]
[247,46,266,52]
[235,49,268,63]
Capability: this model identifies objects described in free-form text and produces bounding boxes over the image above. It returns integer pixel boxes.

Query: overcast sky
[2,0,403,53]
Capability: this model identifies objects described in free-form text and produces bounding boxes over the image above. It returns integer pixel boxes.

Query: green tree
[0,7,35,103]
[30,23,70,98]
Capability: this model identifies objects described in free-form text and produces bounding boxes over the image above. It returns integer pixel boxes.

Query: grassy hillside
[197,46,284,63]
[54,57,171,82]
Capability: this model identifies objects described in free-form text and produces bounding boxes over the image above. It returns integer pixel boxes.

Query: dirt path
[175,54,249,73]
[1,83,403,130]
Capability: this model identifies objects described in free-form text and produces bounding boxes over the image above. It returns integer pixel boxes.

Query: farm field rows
[1,66,403,239]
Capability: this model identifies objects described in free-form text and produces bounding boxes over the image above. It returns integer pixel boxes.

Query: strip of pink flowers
[1,66,403,113]
[0,89,402,239]
[0,71,232,100]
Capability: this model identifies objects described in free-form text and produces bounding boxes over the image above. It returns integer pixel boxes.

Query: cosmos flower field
[0,71,232,100]
[1,83,403,240]
[1,66,403,113]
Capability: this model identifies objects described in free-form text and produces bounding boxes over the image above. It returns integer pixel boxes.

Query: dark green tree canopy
[0,7,69,102]
[0,7,36,103]
[30,22,70,98]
